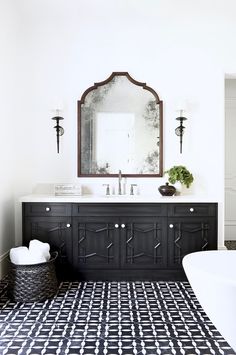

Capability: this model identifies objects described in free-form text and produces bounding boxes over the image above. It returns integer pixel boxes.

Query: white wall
[2,0,236,267]
[225,79,236,240]
[0,1,23,276]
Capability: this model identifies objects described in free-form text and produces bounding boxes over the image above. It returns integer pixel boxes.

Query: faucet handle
[103,184,110,196]
[130,184,137,195]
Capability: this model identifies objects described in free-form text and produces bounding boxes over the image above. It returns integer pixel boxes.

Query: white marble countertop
[19,194,218,203]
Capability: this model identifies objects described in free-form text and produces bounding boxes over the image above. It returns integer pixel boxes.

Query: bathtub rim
[183,250,236,285]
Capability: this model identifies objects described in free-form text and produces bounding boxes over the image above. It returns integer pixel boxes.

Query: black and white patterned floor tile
[0,280,235,355]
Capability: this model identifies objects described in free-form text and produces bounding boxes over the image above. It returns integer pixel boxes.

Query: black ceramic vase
[158,182,176,196]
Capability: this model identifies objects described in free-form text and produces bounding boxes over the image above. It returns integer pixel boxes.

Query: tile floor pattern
[0,280,235,355]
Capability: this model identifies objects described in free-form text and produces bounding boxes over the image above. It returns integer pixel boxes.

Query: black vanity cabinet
[22,202,218,281]
[23,203,73,279]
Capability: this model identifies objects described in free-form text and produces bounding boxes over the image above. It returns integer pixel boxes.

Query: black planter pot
[158,182,176,196]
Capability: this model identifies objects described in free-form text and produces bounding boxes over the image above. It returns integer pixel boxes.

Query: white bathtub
[183,250,236,352]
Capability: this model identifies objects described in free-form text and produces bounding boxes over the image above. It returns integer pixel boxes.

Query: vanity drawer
[23,203,71,217]
[72,203,167,216]
[168,203,217,217]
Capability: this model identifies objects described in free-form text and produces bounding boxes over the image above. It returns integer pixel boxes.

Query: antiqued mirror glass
[78,72,163,177]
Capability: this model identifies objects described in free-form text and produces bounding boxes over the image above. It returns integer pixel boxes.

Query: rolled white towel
[10,247,29,265]
[10,245,48,265]
[26,250,47,264]
[29,239,50,261]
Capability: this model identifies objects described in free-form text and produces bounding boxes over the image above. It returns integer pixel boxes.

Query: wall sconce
[175,109,187,154]
[51,109,64,153]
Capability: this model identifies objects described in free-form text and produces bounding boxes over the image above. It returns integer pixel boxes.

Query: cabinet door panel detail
[168,218,216,268]
[24,217,73,277]
[74,218,119,269]
[121,218,167,269]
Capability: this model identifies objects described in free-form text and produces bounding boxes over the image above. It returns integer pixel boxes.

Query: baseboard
[218,245,227,250]
[0,251,9,279]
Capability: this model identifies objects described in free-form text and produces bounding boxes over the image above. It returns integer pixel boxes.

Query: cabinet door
[73,216,119,271]
[23,217,73,279]
[120,216,167,269]
[168,217,217,268]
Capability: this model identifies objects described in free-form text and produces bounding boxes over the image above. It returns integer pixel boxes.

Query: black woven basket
[8,251,58,302]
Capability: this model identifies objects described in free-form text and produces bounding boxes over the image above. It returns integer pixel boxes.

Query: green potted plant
[165,165,194,190]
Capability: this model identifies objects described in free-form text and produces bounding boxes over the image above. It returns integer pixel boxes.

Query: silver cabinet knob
[169,224,174,229]
[114,224,119,228]
[66,223,71,228]
[121,223,126,228]
[190,208,194,212]
[45,207,51,212]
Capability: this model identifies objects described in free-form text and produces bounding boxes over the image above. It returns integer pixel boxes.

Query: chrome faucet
[118,170,122,195]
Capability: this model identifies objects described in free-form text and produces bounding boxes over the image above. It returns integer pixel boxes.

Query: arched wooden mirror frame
[77,72,163,177]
